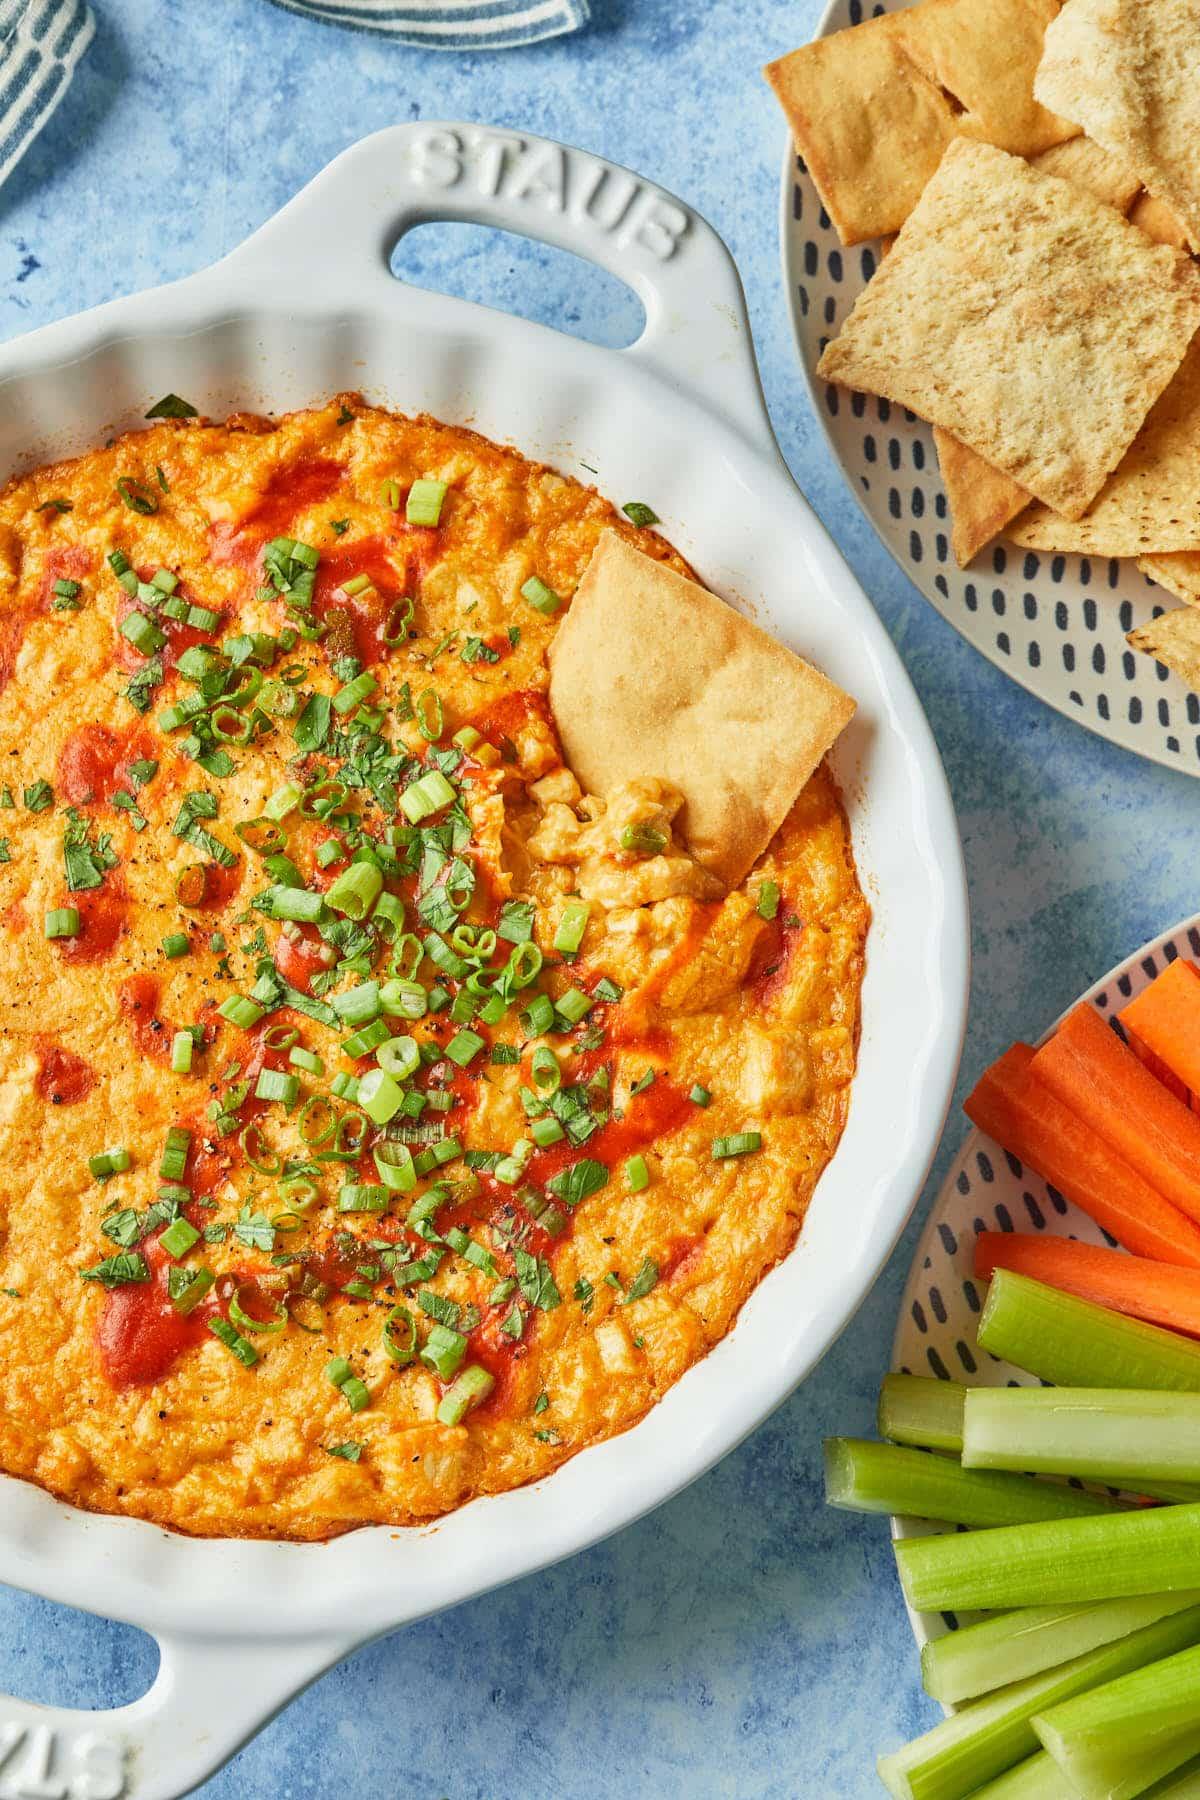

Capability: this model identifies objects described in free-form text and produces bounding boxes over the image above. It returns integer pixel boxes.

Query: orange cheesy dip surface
[0,395,867,1538]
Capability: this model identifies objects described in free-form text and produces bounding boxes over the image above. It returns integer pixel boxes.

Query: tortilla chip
[1130,192,1193,253]
[1035,0,1200,253]
[1030,136,1141,212]
[546,532,855,891]
[1138,554,1200,608]
[1127,606,1200,693]
[765,0,1074,247]
[765,19,959,248]
[1008,336,1200,555]
[934,429,1031,566]
[818,141,1200,519]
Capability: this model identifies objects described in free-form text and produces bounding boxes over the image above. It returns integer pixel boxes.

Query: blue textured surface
[2,2,1194,1794]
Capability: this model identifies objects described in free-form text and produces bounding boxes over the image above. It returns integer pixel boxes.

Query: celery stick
[979,1270,1200,1393]
[1034,1639,1200,1800]
[922,1594,1200,1706]
[825,1438,1121,1528]
[963,1388,1200,1487]
[878,1372,1200,1504]
[877,1605,1200,1800]
[1152,1756,1200,1797]
[896,1503,1200,1615]
[968,1750,1076,1798]
[878,1373,967,1451]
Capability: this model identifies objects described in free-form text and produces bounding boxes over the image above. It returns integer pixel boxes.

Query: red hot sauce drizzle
[34,1040,96,1106]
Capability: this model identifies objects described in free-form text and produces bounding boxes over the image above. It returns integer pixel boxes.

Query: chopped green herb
[622,1257,659,1304]
[80,1252,150,1288]
[145,393,198,419]
[23,779,53,813]
[326,1441,362,1461]
[622,501,660,527]
[756,880,781,922]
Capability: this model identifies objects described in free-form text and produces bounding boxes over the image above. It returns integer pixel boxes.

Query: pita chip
[818,141,1200,519]
[765,18,958,248]
[764,0,1074,247]
[546,531,855,891]
[1130,192,1193,253]
[1008,336,1200,556]
[1035,0,1200,253]
[1029,136,1141,212]
[1128,606,1200,694]
[1138,554,1200,609]
[934,430,1031,567]
[932,134,1136,567]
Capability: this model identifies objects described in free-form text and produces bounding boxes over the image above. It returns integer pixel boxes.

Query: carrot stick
[964,1045,1200,1267]
[1121,961,1200,1097]
[975,1233,1200,1339]
[1033,1003,1200,1228]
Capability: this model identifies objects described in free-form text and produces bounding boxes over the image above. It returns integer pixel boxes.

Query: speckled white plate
[781,0,1200,778]
[890,912,1200,1688]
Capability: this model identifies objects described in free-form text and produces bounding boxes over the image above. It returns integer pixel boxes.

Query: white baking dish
[0,122,968,1798]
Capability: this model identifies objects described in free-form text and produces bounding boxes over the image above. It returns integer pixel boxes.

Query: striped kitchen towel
[265,0,588,48]
[0,0,93,189]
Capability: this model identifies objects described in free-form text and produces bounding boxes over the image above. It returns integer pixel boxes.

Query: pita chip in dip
[547,530,855,891]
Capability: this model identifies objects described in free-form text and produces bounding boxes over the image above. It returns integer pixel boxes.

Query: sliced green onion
[325,861,383,920]
[420,1322,468,1381]
[331,979,381,1025]
[263,783,302,821]
[218,994,266,1029]
[625,1154,650,1193]
[229,1287,287,1335]
[437,1364,495,1426]
[170,1030,194,1074]
[326,1357,370,1411]
[170,1266,214,1317]
[289,1046,324,1076]
[712,1132,761,1159]
[406,478,447,527]
[380,976,427,1021]
[88,1147,131,1182]
[689,1084,712,1107]
[332,670,377,715]
[341,1018,390,1059]
[756,880,781,921]
[159,1126,191,1182]
[376,1035,420,1079]
[267,885,326,923]
[383,1304,416,1366]
[531,1115,566,1148]
[531,1045,561,1098]
[44,907,80,939]
[374,1143,416,1193]
[356,1068,404,1126]
[553,900,590,955]
[120,609,166,655]
[521,575,561,615]
[254,1068,299,1107]
[161,931,190,959]
[555,987,593,1025]
[446,1029,485,1068]
[337,1181,389,1213]
[400,770,455,823]
[619,822,668,856]
[160,1217,200,1259]
[206,1316,258,1367]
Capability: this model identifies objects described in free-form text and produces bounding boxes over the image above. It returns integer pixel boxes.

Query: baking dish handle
[221,121,777,460]
[0,1627,353,1798]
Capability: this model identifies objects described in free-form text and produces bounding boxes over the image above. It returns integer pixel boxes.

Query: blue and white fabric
[0,0,93,191]
[266,0,588,49]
